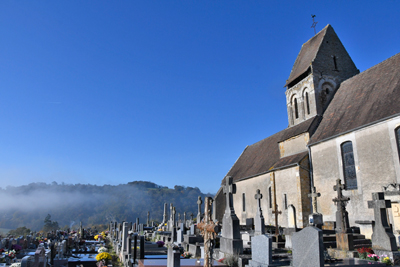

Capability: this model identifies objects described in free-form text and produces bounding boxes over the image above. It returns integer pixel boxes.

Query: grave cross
[254,189,263,214]
[308,186,321,213]
[368,192,391,231]
[272,204,282,236]
[197,197,221,267]
[223,176,236,214]
[332,179,350,233]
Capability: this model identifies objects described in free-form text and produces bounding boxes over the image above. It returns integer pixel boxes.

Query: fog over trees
[0,181,212,231]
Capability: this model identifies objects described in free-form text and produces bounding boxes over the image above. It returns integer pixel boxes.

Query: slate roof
[310,52,400,144]
[284,25,331,87]
[223,117,317,184]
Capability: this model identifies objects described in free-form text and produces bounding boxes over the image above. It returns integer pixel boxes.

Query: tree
[8,226,31,237]
[43,214,59,232]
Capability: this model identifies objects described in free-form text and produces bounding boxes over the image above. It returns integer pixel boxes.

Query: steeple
[285,24,359,127]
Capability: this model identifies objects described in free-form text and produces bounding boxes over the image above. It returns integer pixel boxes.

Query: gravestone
[248,235,272,267]
[254,189,265,235]
[368,192,397,251]
[121,222,128,253]
[283,205,297,249]
[21,256,35,267]
[163,203,168,225]
[220,176,243,256]
[167,244,181,267]
[292,227,324,267]
[33,246,47,267]
[197,196,203,224]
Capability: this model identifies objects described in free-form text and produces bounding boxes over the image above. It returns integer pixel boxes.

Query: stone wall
[311,116,400,235]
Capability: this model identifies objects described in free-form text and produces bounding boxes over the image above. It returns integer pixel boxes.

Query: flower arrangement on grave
[98,247,108,253]
[94,235,101,240]
[366,254,379,261]
[181,252,192,259]
[380,255,392,265]
[357,247,374,259]
[96,252,112,266]
[156,241,164,247]
[5,250,16,259]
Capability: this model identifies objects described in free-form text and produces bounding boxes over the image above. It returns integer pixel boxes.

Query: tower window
[242,193,246,212]
[305,92,310,115]
[333,56,338,70]
[294,98,299,119]
[341,141,357,190]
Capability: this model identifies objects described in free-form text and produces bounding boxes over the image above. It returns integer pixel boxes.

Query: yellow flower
[96,252,112,262]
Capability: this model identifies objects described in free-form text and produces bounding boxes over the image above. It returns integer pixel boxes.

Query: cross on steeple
[308,186,321,213]
[311,14,318,35]
[223,176,236,214]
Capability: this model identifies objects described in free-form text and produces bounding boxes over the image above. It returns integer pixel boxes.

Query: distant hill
[0,181,212,231]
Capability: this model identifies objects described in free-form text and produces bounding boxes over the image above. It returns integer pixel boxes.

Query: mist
[0,181,209,231]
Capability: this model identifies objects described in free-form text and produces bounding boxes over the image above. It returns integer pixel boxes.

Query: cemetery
[2,176,400,267]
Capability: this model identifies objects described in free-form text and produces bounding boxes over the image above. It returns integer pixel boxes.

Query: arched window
[268,187,272,209]
[396,127,400,161]
[242,193,246,212]
[294,98,299,119]
[305,92,310,115]
[341,141,357,190]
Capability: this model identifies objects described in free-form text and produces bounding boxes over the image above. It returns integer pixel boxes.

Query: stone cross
[172,207,176,226]
[254,189,265,235]
[308,186,321,213]
[197,196,203,223]
[368,192,397,251]
[255,189,263,212]
[223,176,236,214]
[197,197,221,267]
[163,203,168,224]
[333,179,350,233]
[272,204,282,236]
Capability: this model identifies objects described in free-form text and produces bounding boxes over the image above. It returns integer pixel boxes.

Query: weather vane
[311,14,318,35]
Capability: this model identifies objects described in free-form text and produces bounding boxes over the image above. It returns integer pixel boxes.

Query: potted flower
[366,254,379,261]
[156,241,164,247]
[96,252,112,267]
[181,252,192,259]
[357,247,373,259]
[98,247,108,253]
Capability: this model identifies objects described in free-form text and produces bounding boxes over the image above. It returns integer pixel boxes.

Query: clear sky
[0,1,399,194]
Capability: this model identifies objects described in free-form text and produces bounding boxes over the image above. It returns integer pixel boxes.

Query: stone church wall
[311,116,400,236]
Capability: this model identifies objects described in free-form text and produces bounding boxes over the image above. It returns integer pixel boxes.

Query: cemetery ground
[3,192,400,267]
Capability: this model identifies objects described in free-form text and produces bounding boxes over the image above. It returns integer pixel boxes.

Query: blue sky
[0,1,399,194]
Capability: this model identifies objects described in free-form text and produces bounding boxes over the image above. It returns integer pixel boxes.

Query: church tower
[285,24,359,127]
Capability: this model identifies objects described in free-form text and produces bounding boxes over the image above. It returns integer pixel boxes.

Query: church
[214,24,400,238]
